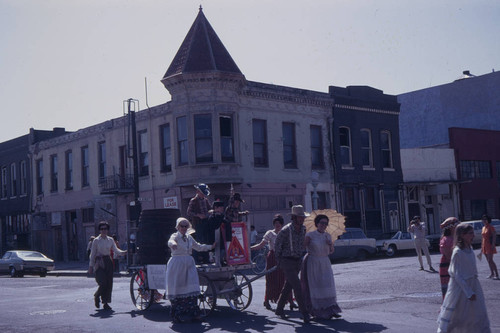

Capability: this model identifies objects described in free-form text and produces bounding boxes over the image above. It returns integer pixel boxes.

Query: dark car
[0,250,55,277]
[330,228,377,262]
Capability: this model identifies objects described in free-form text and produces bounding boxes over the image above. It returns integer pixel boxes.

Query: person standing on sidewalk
[88,221,126,311]
[408,216,436,272]
[274,205,310,324]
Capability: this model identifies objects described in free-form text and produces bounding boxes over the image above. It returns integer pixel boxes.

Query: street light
[311,171,319,210]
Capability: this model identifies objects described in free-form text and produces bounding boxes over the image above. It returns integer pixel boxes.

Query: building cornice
[334,103,399,115]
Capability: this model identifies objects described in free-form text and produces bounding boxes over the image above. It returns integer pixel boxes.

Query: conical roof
[163,7,242,79]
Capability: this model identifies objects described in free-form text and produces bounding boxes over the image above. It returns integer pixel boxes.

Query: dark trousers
[276,258,306,314]
[94,256,114,304]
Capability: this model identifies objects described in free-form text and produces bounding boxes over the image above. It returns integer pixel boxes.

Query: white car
[461,219,500,246]
[377,231,429,257]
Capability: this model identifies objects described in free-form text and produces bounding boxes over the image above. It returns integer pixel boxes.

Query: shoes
[302,313,311,324]
[419,267,424,271]
[429,267,437,272]
[493,276,500,280]
[487,275,494,279]
[264,301,272,310]
[332,313,342,319]
[103,303,112,310]
[94,296,100,309]
[289,301,298,311]
[275,310,288,319]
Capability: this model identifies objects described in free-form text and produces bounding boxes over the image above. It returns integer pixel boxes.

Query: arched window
[339,127,352,167]
[380,130,393,169]
[360,129,373,168]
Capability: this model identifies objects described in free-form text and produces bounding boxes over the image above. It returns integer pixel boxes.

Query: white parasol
[304,209,346,244]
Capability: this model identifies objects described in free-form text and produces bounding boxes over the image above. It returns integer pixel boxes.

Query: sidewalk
[48,261,130,277]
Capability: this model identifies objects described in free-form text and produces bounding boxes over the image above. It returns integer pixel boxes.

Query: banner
[223,222,250,265]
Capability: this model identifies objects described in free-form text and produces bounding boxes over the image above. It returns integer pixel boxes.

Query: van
[461,219,500,246]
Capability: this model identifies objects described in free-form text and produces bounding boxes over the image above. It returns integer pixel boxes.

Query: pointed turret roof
[162,7,242,79]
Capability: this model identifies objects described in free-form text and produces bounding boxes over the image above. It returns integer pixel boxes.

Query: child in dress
[437,223,491,333]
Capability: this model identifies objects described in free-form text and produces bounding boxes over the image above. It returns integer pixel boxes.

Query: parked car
[377,231,429,257]
[0,250,55,277]
[330,228,377,262]
[461,219,500,246]
[425,233,441,252]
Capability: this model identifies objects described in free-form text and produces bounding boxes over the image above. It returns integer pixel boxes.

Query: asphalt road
[0,251,499,333]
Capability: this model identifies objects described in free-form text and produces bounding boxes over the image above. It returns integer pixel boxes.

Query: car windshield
[391,232,401,240]
[16,251,46,259]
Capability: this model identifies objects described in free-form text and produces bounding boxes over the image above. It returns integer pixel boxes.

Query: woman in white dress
[166,217,215,323]
[437,222,490,333]
[301,214,342,320]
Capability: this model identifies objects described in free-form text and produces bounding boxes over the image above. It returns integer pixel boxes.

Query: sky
[1,0,499,142]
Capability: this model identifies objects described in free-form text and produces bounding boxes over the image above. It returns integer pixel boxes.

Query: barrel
[136,209,181,265]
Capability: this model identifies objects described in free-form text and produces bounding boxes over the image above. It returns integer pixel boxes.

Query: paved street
[0,251,499,333]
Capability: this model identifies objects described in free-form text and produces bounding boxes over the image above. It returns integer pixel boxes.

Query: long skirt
[170,296,201,322]
[301,253,341,319]
[265,250,293,304]
[437,276,490,332]
[94,256,114,304]
[439,255,451,299]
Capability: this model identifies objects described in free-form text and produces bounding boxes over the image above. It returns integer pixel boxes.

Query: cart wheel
[198,274,217,317]
[225,271,253,311]
[130,269,153,310]
[252,253,267,275]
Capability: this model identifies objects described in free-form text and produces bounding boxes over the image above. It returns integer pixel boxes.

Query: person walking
[301,214,342,320]
[408,216,436,272]
[478,214,499,280]
[439,217,459,299]
[437,222,491,332]
[166,217,215,323]
[274,205,310,324]
[88,221,126,311]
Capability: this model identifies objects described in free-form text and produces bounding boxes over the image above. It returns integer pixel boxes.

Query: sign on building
[163,196,178,209]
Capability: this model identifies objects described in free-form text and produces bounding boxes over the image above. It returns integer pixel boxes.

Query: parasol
[304,209,346,244]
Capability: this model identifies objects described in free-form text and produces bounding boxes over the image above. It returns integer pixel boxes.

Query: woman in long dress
[251,214,295,311]
[437,222,490,333]
[439,217,459,299]
[478,214,499,280]
[301,214,341,320]
[166,217,215,323]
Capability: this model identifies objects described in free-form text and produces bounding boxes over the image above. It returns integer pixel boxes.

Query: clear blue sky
[1,0,498,142]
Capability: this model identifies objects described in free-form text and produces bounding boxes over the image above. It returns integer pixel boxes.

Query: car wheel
[355,250,367,261]
[40,269,47,277]
[9,267,18,278]
[386,245,397,257]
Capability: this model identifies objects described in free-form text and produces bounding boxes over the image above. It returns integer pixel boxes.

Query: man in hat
[273,205,310,323]
[225,193,249,223]
[206,200,232,266]
[187,183,211,264]
[408,215,436,272]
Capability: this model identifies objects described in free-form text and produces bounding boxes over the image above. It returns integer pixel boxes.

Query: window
[361,129,373,168]
[82,208,95,223]
[65,150,73,190]
[339,127,352,167]
[380,130,393,169]
[460,160,492,179]
[344,187,356,210]
[160,124,172,172]
[50,155,58,192]
[310,125,324,169]
[194,114,213,163]
[138,131,149,176]
[20,161,27,195]
[36,159,43,195]
[282,122,297,169]
[220,116,234,162]
[10,163,17,197]
[252,119,268,167]
[98,142,106,180]
[177,116,188,166]
[1,167,7,198]
[81,146,89,187]
[365,187,376,209]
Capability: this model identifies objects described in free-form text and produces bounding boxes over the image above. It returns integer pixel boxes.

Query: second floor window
[195,114,213,163]
[98,142,106,180]
[339,127,352,167]
[138,131,149,176]
[1,167,7,198]
[50,155,58,192]
[160,124,172,172]
[20,160,27,195]
[282,122,297,169]
[460,160,492,179]
[252,119,268,167]
[310,125,324,169]
[10,163,17,197]
[380,130,393,169]
[177,116,188,166]
[361,129,373,168]
[220,116,234,162]
[65,150,73,190]
[36,159,43,195]
[81,146,89,187]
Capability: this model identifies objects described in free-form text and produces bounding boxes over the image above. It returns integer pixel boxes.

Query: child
[437,222,491,333]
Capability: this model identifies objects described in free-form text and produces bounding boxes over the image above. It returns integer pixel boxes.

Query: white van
[461,219,500,246]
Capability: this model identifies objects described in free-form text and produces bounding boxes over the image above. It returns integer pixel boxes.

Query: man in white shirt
[408,216,436,272]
